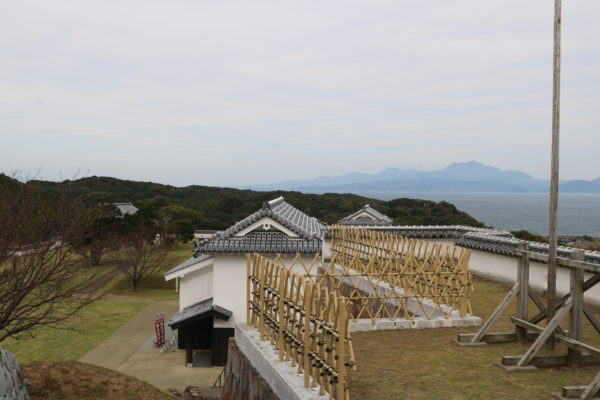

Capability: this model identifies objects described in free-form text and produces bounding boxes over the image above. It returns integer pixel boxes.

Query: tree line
[23,175,485,242]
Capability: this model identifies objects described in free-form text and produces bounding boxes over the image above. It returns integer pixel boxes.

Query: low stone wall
[0,345,28,400]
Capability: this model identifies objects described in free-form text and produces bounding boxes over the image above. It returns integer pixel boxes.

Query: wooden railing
[247,253,356,400]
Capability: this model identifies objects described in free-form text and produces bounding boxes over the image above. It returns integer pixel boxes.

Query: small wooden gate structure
[455,243,600,399]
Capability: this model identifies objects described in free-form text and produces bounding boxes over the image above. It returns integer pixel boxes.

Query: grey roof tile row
[168,297,232,329]
[353,225,513,239]
[195,231,322,254]
[338,217,392,226]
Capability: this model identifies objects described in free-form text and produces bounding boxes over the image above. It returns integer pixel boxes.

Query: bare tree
[75,204,120,266]
[0,176,98,342]
[109,219,172,292]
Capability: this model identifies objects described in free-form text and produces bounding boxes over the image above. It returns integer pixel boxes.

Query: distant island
[243,161,600,193]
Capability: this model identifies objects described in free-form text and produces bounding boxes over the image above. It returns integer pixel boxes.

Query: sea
[315,191,600,237]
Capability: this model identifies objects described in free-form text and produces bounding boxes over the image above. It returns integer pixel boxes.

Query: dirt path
[79,267,122,295]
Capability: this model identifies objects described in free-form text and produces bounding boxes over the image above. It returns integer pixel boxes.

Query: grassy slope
[2,243,189,363]
[23,361,173,400]
[349,277,600,400]
[3,299,148,363]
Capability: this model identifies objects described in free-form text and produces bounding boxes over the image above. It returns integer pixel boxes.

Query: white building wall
[424,238,600,308]
[211,253,321,329]
[212,255,247,328]
[179,265,213,311]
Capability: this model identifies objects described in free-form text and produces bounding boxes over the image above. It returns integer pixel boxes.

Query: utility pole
[547,0,562,350]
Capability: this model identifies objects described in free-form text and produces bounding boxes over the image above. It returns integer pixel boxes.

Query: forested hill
[7,175,485,235]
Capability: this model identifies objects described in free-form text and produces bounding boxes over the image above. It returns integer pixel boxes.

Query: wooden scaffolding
[455,243,600,399]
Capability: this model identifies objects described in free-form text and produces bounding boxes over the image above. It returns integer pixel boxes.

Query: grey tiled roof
[338,205,393,226]
[339,217,391,226]
[168,298,232,329]
[360,225,512,239]
[113,202,139,215]
[164,254,214,277]
[456,232,600,267]
[195,196,326,254]
[196,231,322,254]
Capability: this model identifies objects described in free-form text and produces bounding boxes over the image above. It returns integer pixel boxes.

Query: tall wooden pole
[547,0,562,350]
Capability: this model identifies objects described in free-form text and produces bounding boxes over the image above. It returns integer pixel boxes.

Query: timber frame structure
[455,243,600,399]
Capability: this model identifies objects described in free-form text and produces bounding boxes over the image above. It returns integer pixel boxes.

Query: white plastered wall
[212,253,321,328]
[212,255,247,328]
[423,238,600,308]
[179,264,214,311]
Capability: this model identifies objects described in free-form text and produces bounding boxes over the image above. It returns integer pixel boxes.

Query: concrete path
[117,348,222,390]
[79,299,221,390]
[80,300,177,369]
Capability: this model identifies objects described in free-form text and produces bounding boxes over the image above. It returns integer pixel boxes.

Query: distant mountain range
[245,161,600,193]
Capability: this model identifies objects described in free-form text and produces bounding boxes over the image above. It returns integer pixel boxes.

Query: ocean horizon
[304,191,600,237]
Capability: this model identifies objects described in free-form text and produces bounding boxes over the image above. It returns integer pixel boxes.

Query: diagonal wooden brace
[516,296,572,367]
[580,370,600,399]
[469,282,519,343]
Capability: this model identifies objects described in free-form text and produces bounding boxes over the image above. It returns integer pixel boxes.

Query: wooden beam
[528,291,546,313]
[582,371,600,399]
[569,251,585,365]
[468,282,519,343]
[562,386,587,398]
[517,296,572,367]
[547,0,562,352]
[530,273,600,325]
[555,335,600,361]
[517,243,530,341]
[503,354,567,368]
[503,354,600,369]
[511,317,543,332]
[583,304,600,335]
[458,332,540,344]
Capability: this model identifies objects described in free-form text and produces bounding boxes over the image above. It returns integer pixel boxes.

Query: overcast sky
[1,1,599,186]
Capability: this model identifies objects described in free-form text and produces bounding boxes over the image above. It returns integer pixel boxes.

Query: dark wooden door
[211,328,234,366]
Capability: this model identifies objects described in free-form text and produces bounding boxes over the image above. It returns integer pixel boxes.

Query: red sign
[154,313,165,347]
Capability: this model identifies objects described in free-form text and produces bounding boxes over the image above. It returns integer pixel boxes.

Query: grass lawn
[99,242,193,300]
[348,276,600,400]
[2,299,149,363]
